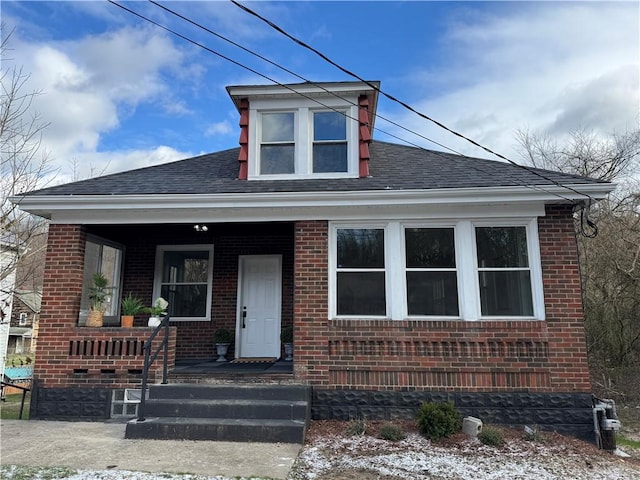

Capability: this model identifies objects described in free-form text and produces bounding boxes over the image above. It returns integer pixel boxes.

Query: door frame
[236,254,283,359]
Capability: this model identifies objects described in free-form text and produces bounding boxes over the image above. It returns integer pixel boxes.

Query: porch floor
[172,358,293,376]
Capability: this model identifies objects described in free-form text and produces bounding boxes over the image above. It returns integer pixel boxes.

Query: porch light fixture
[193,224,208,232]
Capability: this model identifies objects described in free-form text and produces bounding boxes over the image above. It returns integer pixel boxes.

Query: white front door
[238,255,282,358]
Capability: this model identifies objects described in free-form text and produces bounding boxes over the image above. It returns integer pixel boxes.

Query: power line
[148,0,465,157]
[230,0,599,203]
[108,0,586,206]
[144,0,582,204]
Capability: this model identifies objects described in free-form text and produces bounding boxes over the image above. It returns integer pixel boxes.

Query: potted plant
[120,292,143,328]
[87,272,111,327]
[145,297,168,327]
[214,328,233,362]
[281,326,293,361]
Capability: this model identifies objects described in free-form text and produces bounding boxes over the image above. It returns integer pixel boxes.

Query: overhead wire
[144,0,583,205]
[229,0,601,206]
[108,0,598,216]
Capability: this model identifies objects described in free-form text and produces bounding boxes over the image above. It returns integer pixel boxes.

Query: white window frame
[329,223,390,319]
[18,312,28,326]
[401,223,462,319]
[258,110,297,175]
[153,244,214,322]
[471,218,544,320]
[248,96,359,180]
[329,219,545,321]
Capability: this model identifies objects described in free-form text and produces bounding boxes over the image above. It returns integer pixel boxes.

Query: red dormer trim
[237,98,249,180]
[358,95,372,178]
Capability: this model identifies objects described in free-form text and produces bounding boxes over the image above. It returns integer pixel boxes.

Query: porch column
[35,224,86,386]
[293,221,330,385]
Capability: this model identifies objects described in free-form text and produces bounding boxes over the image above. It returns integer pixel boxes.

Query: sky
[2,0,639,185]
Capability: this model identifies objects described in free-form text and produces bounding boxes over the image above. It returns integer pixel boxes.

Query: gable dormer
[227,81,379,180]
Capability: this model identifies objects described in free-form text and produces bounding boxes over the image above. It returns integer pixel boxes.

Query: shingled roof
[22,140,607,197]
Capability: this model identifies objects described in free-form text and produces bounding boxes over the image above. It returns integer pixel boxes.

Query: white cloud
[205,120,234,137]
[9,25,191,179]
[391,3,639,161]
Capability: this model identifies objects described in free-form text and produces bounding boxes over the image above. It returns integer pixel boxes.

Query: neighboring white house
[0,236,19,382]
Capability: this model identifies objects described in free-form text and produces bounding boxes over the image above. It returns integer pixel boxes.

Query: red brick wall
[293,207,590,393]
[33,224,175,389]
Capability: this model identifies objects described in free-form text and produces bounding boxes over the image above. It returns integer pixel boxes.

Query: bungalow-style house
[13,81,614,443]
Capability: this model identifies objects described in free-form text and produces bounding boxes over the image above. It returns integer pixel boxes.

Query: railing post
[162,313,169,384]
[136,314,171,422]
[137,343,151,422]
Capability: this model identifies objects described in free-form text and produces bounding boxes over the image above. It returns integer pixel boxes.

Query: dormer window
[313,111,347,173]
[228,81,379,181]
[260,112,295,174]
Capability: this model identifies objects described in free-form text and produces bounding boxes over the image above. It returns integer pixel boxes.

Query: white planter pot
[215,343,230,362]
[148,316,161,327]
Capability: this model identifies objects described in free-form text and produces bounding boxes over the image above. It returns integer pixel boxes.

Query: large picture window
[79,236,123,326]
[330,220,543,321]
[154,245,214,321]
[336,228,386,316]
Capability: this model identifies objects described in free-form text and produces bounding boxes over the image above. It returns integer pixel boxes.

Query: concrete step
[148,383,310,402]
[144,398,308,420]
[125,383,311,443]
[125,417,307,443]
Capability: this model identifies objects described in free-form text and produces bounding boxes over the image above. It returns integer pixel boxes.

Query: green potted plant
[214,328,233,362]
[87,271,111,327]
[145,297,168,327]
[281,326,293,361]
[120,292,143,328]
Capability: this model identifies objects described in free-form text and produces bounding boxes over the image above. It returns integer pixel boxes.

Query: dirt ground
[289,416,640,480]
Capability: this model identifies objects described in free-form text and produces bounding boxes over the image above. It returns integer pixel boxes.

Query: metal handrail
[137,313,171,422]
[1,380,31,419]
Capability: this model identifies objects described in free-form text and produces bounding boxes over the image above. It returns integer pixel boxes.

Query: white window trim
[18,312,28,326]
[153,244,214,322]
[401,222,462,320]
[248,96,359,180]
[329,223,390,319]
[329,219,545,321]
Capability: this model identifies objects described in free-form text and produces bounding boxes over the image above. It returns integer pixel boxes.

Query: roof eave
[11,183,615,223]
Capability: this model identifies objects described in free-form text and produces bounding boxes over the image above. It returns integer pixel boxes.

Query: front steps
[125,383,311,443]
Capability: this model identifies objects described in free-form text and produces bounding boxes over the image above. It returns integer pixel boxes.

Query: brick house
[13,81,614,441]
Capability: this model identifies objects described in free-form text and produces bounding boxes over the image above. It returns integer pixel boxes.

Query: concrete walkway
[0,420,301,479]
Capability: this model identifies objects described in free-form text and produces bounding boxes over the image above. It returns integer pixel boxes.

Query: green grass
[617,435,640,449]
[4,353,35,367]
[0,392,31,419]
[0,465,77,480]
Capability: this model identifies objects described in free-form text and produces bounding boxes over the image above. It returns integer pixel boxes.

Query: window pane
[337,229,384,268]
[261,145,294,174]
[101,245,121,317]
[313,143,347,172]
[314,111,345,141]
[262,112,294,142]
[162,251,209,283]
[337,272,386,316]
[479,271,533,316]
[407,271,459,316]
[160,284,208,317]
[405,228,455,268]
[476,226,529,267]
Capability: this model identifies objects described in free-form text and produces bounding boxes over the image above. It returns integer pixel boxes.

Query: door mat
[231,357,277,364]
